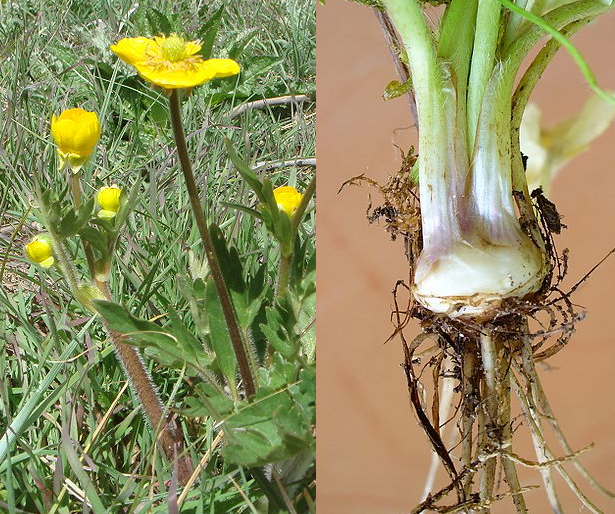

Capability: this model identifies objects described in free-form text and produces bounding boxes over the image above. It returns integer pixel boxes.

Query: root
[345,157,615,513]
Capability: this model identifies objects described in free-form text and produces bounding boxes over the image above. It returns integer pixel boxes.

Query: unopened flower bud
[51,108,101,172]
[273,186,302,216]
[25,235,54,268]
[97,185,122,219]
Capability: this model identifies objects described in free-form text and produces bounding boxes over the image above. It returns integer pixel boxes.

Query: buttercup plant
[350,0,615,512]
[2,4,315,511]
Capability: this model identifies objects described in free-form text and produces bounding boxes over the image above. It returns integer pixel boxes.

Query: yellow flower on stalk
[25,236,54,268]
[110,34,240,90]
[273,186,303,216]
[50,108,101,172]
[97,185,122,219]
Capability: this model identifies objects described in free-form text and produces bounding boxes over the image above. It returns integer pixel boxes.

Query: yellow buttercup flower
[110,34,240,90]
[273,186,303,216]
[97,185,122,219]
[25,236,54,268]
[51,108,101,172]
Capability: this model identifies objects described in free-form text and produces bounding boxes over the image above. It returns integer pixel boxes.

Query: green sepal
[113,180,141,233]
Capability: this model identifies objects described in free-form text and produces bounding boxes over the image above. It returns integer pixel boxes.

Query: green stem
[276,254,292,299]
[467,0,501,148]
[502,0,611,83]
[276,174,316,299]
[70,171,96,278]
[168,90,256,399]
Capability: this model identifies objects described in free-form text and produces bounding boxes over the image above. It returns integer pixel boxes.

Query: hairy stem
[168,90,256,398]
[97,282,193,485]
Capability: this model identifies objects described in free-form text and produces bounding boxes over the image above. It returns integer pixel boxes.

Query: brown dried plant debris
[339,146,421,246]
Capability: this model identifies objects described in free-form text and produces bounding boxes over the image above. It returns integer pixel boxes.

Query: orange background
[317,3,615,513]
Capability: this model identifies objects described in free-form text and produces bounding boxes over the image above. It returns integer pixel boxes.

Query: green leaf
[58,198,94,239]
[229,29,258,60]
[197,5,224,59]
[181,383,234,420]
[241,56,284,82]
[78,226,108,255]
[92,300,211,373]
[225,138,266,203]
[209,224,246,295]
[382,78,413,101]
[222,359,315,466]
[204,278,237,385]
[220,201,263,221]
[259,297,298,359]
[146,8,173,34]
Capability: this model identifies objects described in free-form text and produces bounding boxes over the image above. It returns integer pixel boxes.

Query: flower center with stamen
[159,34,187,62]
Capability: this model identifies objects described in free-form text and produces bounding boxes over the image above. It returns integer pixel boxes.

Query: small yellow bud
[50,108,101,172]
[97,185,122,219]
[25,236,54,268]
[273,186,303,216]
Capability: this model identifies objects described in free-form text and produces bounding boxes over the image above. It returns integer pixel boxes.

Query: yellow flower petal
[134,60,217,89]
[110,37,155,65]
[204,58,241,78]
[184,41,202,56]
[273,186,303,216]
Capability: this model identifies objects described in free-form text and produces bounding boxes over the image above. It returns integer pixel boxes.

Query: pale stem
[497,344,527,513]
[479,332,498,512]
[461,345,477,497]
[381,0,461,270]
[519,337,564,513]
[421,356,456,501]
